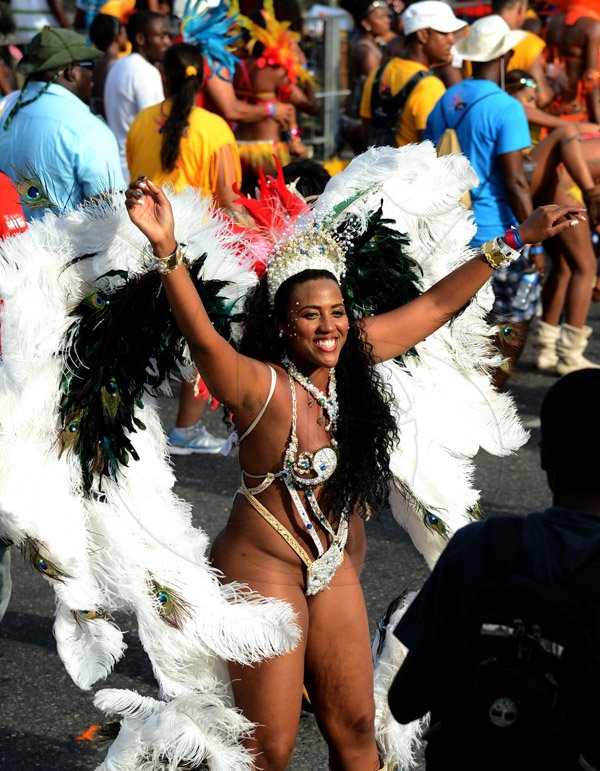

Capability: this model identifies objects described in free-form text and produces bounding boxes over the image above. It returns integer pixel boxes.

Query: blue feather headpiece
[181,0,240,81]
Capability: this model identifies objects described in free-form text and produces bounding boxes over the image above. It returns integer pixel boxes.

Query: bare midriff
[234,60,288,142]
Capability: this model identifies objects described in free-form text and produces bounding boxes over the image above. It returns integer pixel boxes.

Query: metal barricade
[301,13,350,161]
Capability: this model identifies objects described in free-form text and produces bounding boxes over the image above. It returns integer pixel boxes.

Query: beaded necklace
[282,355,338,432]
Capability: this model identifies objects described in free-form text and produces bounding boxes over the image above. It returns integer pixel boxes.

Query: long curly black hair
[239,269,399,521]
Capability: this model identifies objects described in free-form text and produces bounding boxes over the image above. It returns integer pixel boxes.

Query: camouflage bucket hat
[18,27,102,75]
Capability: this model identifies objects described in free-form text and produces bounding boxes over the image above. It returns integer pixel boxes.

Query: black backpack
[368,63,431,148]
[424,517,600,771]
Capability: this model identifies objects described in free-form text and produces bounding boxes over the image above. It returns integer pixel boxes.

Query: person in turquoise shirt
[0,27,125,221]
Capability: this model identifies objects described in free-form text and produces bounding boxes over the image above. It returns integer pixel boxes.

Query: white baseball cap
[453,15,527,62]
[402,1,467,36]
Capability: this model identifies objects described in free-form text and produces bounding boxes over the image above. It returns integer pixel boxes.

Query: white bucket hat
[453,15,527,62]
[402,1,467,36]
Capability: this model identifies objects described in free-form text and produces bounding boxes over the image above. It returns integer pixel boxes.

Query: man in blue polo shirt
[425,16,540,385]
[0,27,125,221]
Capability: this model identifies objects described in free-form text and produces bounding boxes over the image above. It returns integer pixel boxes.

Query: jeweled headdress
[267,222,346,304]
[232,159,346,304]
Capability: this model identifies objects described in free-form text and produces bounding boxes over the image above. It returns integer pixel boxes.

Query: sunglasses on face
[518,76,539,91]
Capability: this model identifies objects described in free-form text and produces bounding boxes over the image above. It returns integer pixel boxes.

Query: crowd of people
[0,0,598,382]
[347,0,600,381]
[0,0,599,770]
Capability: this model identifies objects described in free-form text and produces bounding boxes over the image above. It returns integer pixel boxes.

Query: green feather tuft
[59,258,245,495]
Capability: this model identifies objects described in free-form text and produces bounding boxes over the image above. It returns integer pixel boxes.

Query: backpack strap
[440,90,498,135]
[438,91,502,195]
[370,64,432,130]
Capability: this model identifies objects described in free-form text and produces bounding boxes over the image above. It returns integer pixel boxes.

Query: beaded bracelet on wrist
[503,226,523,251]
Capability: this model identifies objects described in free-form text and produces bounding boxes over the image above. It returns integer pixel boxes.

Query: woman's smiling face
[278,277,349,370]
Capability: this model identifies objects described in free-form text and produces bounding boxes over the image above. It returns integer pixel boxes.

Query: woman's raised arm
[361,205,587,363]
[125,178,269,413]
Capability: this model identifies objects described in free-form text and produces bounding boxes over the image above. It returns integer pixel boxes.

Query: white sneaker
[167,422,225,455]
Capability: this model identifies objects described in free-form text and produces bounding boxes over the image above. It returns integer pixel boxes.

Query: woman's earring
[278,330,284,339]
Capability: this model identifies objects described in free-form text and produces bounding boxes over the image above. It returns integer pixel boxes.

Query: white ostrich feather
[317,143,526,568]
[372,593,426,770]
[94,688,164,721]
[54,602,126,689]
[315,143,478,233]
[94,690,256,771]
[141,693,256,771]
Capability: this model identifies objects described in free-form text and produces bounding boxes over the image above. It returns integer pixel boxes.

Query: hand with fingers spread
[125,177,176,258]
[516,204,587,245]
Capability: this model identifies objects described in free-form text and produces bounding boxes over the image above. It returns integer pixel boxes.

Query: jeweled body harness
[238,364,348,595]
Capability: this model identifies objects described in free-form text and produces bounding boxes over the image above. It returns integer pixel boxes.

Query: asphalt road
[1,303,598,771]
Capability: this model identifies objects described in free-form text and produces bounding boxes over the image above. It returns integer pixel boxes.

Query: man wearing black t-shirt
[389,369,600,771]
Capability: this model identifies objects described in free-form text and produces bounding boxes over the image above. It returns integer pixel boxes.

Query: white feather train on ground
[0,144,527,770]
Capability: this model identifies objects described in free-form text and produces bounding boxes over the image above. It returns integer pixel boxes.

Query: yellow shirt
[126,103,241,204]
[509,31,545,72]
[360,59,446,146]
[100,0,135,23]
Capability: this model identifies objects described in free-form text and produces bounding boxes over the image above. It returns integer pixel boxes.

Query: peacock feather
[75,609,109,621]
[151,580,192,630]
[372,590,408,661]
[14,167,57,211]
[59,255,244,495]
[23,537,70,582]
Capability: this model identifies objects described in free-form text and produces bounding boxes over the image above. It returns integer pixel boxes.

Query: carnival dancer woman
[124,173,582,770]
[233,0,311,193]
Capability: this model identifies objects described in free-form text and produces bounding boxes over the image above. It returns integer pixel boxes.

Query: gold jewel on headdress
[267,222,346,305]
[185,64,198,77]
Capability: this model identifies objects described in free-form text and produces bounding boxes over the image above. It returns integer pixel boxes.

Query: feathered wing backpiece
[314,143,527,563]
[0,145,527,769]
[0,188,300,770]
